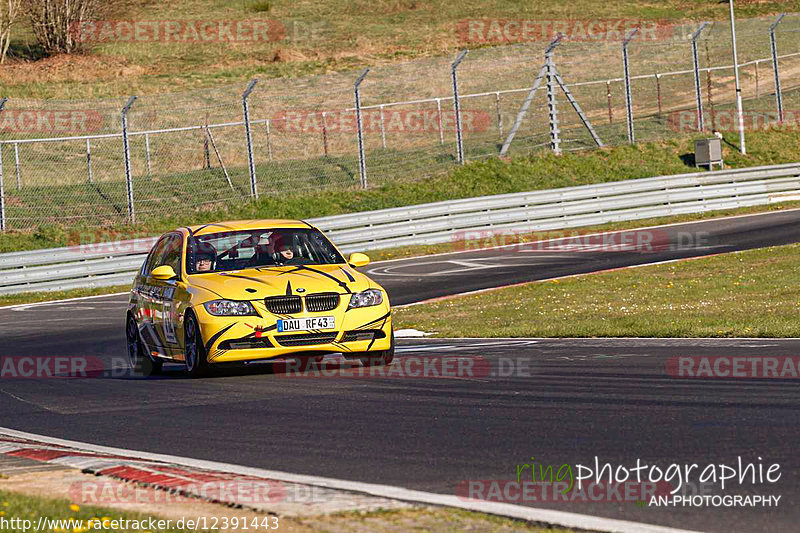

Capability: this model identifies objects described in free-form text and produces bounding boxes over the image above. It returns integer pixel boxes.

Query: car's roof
[184,219,313,236]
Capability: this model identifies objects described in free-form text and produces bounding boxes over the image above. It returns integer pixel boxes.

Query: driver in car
[274,239,309,265]
[194,242,217,272]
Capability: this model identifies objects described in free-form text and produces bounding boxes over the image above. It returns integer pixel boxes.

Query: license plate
[277,316,335,332]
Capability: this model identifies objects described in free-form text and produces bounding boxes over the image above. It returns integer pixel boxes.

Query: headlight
[203,300,258,316]
[348,289,384,309]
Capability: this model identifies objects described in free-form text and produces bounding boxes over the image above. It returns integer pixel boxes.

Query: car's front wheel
[126,314,162,377]
[359,332,395,367]
[184,312,210,378]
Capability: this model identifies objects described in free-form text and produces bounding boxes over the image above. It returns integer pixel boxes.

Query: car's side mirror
[151,265,177,280]
[348,253,371,268]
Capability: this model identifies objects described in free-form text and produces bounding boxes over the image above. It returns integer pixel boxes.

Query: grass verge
[0,490,202,532]
[393,243,800,338]
[0,488,576,533]
[2,1,796,98]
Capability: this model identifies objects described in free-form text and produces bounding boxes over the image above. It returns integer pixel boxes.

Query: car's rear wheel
[184,312,210,378]
[359,332,395,367]
[126,314,162,377]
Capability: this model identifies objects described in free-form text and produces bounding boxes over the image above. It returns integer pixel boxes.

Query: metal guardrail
[1,162,799,295]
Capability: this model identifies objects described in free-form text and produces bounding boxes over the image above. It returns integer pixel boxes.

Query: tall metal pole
[242,79,259,198]
[691,22,710,131]
[354,68,369,188]
[770,14,786,123]
[500,35,559,156]
[451,50,468,164]
[729,0,746,154]
[623,28,639,144]
[121,96,137,224]
[0,98,7,232]
[545,41,561,155]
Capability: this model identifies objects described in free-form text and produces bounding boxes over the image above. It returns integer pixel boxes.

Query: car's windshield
[186,228,345,274]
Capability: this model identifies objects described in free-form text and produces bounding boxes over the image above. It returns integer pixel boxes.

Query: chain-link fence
[1,15,799,231]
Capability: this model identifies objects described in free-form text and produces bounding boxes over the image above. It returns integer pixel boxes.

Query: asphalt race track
[2,209,800,533]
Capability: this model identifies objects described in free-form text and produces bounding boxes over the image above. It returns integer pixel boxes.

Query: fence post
[500,36,556,156]
[265,120,273,161]
[770,14,786,123]
[436,98,444,144]
[121,95,137,225]
[691,22,710,131]
[606,81,613,124]
[204,113,210,169]
[242,79,259,199]
[144,132,152,177]
[354,68,369,189]
[655,74,663,117]
[86,139,94,183]
[495,92,503,138]
[321,111,329,157]
[545,42,561,155]
[13,142,20,190]
[623,28,638,144]
[451,49,468,164]
[755,60,760,99]
[379,105,387,149]
[0,96,6,232]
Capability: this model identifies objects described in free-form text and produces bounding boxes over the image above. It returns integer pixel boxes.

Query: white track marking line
[1,292,128,311]
[0,427,700,533]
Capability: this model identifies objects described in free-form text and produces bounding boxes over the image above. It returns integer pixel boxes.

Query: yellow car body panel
[127,220,392,367]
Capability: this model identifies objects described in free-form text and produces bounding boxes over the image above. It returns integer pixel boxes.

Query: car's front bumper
[194,303,393,363]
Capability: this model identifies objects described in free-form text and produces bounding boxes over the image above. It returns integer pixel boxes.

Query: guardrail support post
[121,95,137,225]
[242,79,259,199]
[623,29,638,144]
[770,14,786,123]
[354,68,369,188]
[691,22,710,131]
[451,50,468,164]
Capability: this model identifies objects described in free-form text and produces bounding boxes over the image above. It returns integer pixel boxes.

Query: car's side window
[160,234,183,276]
[142,236,170,276]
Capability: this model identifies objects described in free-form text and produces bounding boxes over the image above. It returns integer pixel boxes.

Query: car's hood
[188,264,375,301]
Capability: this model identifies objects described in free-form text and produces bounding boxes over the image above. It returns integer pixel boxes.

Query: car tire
[359,332,395,367]
[184,312,210,378]
[126,314,162,377]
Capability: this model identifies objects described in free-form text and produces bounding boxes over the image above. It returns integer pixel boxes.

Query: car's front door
[147,233,184,357]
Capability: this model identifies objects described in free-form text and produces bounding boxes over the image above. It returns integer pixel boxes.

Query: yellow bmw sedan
[126,220,393,377]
